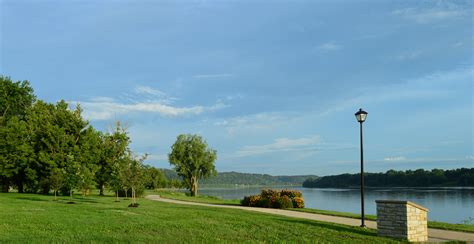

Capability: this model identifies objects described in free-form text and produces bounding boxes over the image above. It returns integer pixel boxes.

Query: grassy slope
[0,193,402,243]
[155,190,474,233]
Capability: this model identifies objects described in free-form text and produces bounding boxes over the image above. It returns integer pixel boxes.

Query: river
[199,186,474,224]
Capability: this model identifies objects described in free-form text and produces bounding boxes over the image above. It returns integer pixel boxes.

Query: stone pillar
[376,200,428,242]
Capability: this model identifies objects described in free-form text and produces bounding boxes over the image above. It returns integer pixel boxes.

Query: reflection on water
[199,186,474,224]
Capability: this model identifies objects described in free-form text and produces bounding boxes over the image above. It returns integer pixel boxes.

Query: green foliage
[0,77,36,192]
[168,134,217,196]
[0,76,35,120]
[97,122,131,196]
[48,168,63,199]
[241,189,305,209]
[0,77,163,198]
[303,168,474,188]
[143,166,167,189]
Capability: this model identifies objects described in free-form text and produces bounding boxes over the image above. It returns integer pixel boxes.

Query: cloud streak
[235,135,321,157]
[392,6,468,24]
[317,42,342,51]
[320,66,473,116]
[77,100,227,120]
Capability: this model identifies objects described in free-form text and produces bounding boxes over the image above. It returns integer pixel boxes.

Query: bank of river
[199,186,474,224]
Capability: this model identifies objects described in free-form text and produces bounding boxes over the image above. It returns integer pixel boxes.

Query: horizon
[165,167,472,178]
[1,0,473,175]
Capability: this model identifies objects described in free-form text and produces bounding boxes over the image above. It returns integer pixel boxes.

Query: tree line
[302,168,474,188]
[198,171,318,187]
[0,76,172,199]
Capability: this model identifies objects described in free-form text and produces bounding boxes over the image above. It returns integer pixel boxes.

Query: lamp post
[355,108,368,228]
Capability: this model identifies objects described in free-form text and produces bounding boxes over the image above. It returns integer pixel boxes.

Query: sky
[1,0,473,176]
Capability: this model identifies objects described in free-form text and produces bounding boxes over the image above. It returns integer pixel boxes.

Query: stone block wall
[376,200,428,242]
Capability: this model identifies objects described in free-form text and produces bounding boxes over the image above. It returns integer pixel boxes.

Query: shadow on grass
[277,217,378,237]
[14,196,49,202]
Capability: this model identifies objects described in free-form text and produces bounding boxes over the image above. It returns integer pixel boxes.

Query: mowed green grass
[155,190,474,234]
[0,193,403,243]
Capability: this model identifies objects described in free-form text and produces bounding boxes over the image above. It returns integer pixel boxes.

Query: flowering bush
[280,189,302,198]
[241,189,304,209]
[292,196,305,208]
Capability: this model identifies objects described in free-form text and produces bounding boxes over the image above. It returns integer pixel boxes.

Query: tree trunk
[1,183,9,193]
[99,184,105,196]
[125,188,128,199]
[191,176,198,197]
[17,183,24,193]
[132,187,135,204]
[54,190,57,201]
[116,190,119,201]
[70,189,73,200]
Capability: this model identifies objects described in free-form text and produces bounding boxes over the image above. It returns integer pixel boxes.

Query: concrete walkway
[145,195,474,242]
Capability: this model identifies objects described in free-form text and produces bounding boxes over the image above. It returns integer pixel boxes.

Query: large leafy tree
[0,76,35,120]
[168,134,217,196]
[0,76,35,192]
[0,117,34,192]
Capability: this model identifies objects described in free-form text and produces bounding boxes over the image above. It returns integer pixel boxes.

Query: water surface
[199,186,474,224]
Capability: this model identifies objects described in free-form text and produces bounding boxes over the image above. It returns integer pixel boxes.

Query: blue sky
[1,0,472,175]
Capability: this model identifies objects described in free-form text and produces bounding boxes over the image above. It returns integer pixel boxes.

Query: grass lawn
[0,193,403,243]
[155,190,474,234]
[153,189,241,205]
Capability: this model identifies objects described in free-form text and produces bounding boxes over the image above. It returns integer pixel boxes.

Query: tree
[143,165,167,189]
[63,155,81,201]
[0,117,34,192]
[49,168,64,200]
[96,122,130,196]
[0,76,35,120]
[168,134,217,196]
[121,153,146,207]
[0,76,35,192]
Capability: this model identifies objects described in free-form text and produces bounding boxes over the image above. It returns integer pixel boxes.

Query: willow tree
[168,134,217,196]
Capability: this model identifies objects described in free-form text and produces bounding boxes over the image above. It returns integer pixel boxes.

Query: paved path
[145,195,474,242]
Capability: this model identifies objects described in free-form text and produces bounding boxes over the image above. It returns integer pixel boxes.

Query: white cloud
[213,112,290,135]
[235,135,321,157]
[384,156,407,161]
[392,7,467,24]
[75,100,227,121]
[193,74,233,79]
[146,154,168,161]
[318,42,342,51]
[134,85,166,96]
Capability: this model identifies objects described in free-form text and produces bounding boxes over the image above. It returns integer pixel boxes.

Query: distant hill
[161,169,318,187]
[302,168,474,188]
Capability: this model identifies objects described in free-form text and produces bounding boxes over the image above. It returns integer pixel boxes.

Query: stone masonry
[376,200,428,242]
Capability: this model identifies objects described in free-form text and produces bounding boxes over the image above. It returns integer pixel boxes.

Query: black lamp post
[355,108,368,227]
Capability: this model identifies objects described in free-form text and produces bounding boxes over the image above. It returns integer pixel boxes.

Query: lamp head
[355,108,368,123]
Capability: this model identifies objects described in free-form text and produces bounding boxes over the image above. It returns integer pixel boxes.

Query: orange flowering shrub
[292,197,305,208]
[241,189,304,209]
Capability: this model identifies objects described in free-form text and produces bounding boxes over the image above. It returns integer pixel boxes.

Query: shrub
[292,197,305,208]
[278,195,293,209]
[241,196,251,206]
[260,189,280,199]
[241,189,304,209]
[250,195,262,207]
[280,189,302,198]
